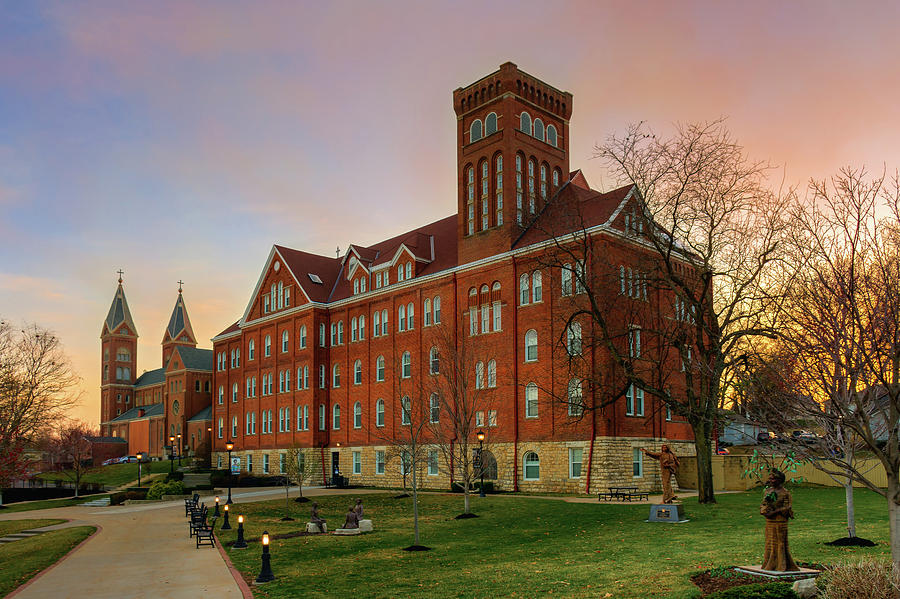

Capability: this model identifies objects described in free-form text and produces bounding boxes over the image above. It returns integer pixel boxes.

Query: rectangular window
[633,448,643,477]
[247,453,253,472]
[279,453,286,474]
[353,451,361,475]
[319,365,325,389]
[434,297,441,323]
[428,449,438,476]
[475,411,484,427]
[492,301,501,331]
[303,405,309,430]
[319,404,326,430]
[488,410,497,427]
[469,308,477,336]
[666,405,673,421]
[481,304,489,333]
[263,453,270,474]
[629,327,641,358]
[319,323,326,347]
[375,450,385,475]
[569,447,583,478]
[217,418,223,438]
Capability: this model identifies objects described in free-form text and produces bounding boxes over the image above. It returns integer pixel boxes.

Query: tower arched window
[407,302,414,329]
[481,159,489,230]
[533,118,545,141]
[299,325,307,348]
[519,112,531,134]
[359,315,365,340]
[351,317,358,342]
[540,163,548,200]
[525,383,539,417]
[495,153,503,225]
[424,298,432,326]
[547,124,558,147]
[485,112,497,135]
[566,321,582,356]
[568,379,584,416]
[433,296,441,323]
[516,154,524,224]
[475,361,485,389]
[552,167,561,188]
[527,159,536,213]
[248,338,255,359]
[470,119,483,142]
[401,396,411,425]
[398,304,406,332]
[467,165,475,235]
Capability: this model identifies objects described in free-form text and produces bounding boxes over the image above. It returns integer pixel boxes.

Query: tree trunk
[844,480,856,538]
[0,489,4,506]
[463,483,470,514]
[412,465,420,546]
[691,420,716,504]
[889,478,900,568]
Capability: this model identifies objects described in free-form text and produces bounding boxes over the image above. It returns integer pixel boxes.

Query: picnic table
[598,486,650,502]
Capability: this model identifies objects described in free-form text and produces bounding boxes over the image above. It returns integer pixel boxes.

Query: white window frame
[523,451,540,480]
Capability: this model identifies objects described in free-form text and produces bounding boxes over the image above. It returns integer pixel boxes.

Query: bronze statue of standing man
[760,470,798,571]
[642,445,680,503]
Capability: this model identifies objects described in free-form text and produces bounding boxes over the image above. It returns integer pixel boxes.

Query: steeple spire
[162,286,197,347]
[102,272,137,337]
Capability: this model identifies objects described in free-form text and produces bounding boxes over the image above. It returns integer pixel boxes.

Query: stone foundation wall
[213,436,696,494]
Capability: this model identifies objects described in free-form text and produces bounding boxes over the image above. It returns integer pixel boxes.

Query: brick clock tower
[453,61,573,264]
[100,272,138,426]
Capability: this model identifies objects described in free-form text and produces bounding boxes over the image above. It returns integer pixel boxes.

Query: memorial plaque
[647,503,687,523]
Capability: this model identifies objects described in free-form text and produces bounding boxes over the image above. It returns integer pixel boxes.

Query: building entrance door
[332,451,340,477]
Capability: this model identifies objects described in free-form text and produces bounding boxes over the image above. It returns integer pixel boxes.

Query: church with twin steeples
[100,275,214,459]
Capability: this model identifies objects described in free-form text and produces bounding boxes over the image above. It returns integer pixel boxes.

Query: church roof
[103,282,137,336]
[134,368,166,388]
[173,346,214,371]
[188,405,213,422]
[110,402,165,422]
[164,291,196,343]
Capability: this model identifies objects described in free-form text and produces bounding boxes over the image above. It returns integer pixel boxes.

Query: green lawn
[37,460,168,488]
[0,525,95,597]
[0,494,106,514]
[0,519,64,537]
[216,487,890,599]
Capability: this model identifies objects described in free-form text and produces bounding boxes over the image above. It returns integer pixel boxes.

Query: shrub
[166,472,184,482]
[146,480,185,500]
[706,582,797,599]
[818,559,900,599]
[109,492,127,506]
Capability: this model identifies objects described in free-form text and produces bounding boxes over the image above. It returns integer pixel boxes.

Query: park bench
[189,505,208,537]
[184,493,200,517]
[195,515,218,548]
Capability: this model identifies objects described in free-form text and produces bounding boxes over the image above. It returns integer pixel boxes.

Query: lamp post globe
[225,441,235,504]
[222,503,232,530]
[233,514,248,549]
[256,531,275,583]
[136,452,143,487]
[177,433,182,466]
[169,436,175,474]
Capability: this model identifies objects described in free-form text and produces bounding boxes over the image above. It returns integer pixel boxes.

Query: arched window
[381,309,388,335]
[552,167,561,188]
[351,317,358,342]
[516,153,524,224]
[495,153,503,225]
[470,119,483,142]
[354,401,362,428]
[332,364,341,388]
[264,335,271,357]
[232,383,238,402]
[485,112,497,135]
[430,393,440,423]
[525,383,539,417]
[424,298,431,326]
[376,355,386,381]
[354,359,362,385]
[248,338,255,359]
[524,451,540,480]
[407,302,414,329]
[116,367,123,380]
[333,404,340,430]
[533,118,545,141]
[547,124,558,147]
[568,379,584,416]
[376,399,385,427]
[540,163,547,199]
[397,265,404,282]
[218,386,224,404]
[567,321,582,356]
[398,304,406,332]
[282,330,289,352]
[532,271,542,302]
[480,159,489,230]
[401,351,412,378]
[338,321,344,344]
[475,361,485,389]
[487,360,497,388]
[433,296,441,323]
[401,396,411,425]
[519,273,530,305]
[373,310,380,337]
[481,450,498,480]
[525,329,538,362]
[527,159,536,213]
[430,347,439,374]
[299,325,307,348]
[359,315,365,340]
[519,111,531,133]
[467,165,475,235]
[405,262,412,280]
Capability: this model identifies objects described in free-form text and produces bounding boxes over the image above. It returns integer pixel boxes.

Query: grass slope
[37,461,168,488]
[0,495,106,514]
[0,526,95,597]
[216,487,889,599]
[0,519,65,537]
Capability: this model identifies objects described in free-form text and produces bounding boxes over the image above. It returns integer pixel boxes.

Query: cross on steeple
[117,269,124,284]
[177,280,184,293]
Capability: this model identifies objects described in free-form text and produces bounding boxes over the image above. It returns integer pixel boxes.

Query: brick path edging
[215,535,255,599]
[6,523,102,598]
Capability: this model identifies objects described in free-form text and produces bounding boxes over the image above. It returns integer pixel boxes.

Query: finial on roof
[117,269,124,284]
[336,246,340,258]
[177,280,184,293]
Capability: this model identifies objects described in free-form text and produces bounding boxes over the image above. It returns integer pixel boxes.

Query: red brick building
[99,279,213,458]
[211,62,695,493]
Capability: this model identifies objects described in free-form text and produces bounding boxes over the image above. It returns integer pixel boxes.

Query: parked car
[101,457,123,466]
[791,430,819,445]
[756,432,773,445]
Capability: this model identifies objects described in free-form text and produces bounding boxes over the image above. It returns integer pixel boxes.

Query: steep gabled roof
[172,346,214,371]
[110,402,165,422]
[102,282,137,336]
[274,245,342,304]
[214,320,241,339]
[188,405,213,422]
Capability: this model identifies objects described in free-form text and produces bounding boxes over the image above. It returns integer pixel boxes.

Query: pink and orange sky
[2,1,900,426]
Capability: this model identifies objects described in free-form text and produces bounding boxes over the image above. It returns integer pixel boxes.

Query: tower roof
[103,281,137,336]
[163,289,196,344]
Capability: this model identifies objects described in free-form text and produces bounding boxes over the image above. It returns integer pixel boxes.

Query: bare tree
[535,120,790,503]
[282,446,317,520]
[0,319,80,498]
[426,324,496,516]
[48,420,96,498]
[757,168,900,561]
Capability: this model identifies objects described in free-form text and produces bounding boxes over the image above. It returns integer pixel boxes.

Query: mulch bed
[824,536,876,547]
[691,565,822,596]
[402,545,432,552]
[454,513,479,520]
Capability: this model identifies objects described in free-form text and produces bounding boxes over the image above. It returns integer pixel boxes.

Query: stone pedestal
[647,503,688,523]
[734,566,821,579]
[333,528,361,536]
[306,522,327,533]
[359,519,373,533]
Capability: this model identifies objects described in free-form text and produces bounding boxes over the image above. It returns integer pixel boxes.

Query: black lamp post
[169,436,175,474]
[222,503,231,530]
[214,496,220,517]
[136,452,143,487]
[255,531,275,583]
[177,433,182,466]
[477,430,486,498]
[225,441,234,504]
[233,514,248,549]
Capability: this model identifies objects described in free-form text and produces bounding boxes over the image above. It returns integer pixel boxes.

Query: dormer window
[360,277,366,292]
[354,279,359,295]
[485,112,498,135]
[376,273,382,288]
[405,262,412,280]
[264,296,270,313]
[470,119,483,142]
[397,265,404,282]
